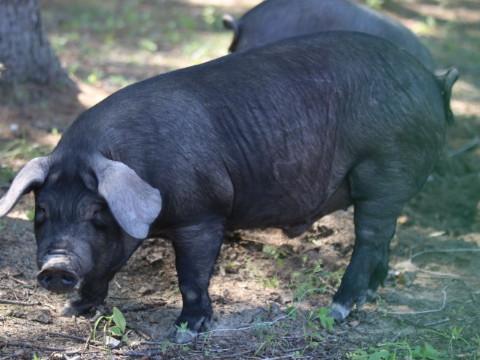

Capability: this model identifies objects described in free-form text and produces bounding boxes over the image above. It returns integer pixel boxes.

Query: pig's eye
[35,206,47,224]
[91,208,107,228]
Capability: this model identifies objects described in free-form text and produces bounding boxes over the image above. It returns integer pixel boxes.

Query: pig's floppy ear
[92,156,162,239]
[0,157,50,217]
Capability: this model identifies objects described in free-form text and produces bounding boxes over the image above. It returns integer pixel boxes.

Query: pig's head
[0,154,161,294]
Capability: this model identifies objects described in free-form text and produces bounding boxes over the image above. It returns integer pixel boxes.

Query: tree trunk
[0,0,67,84]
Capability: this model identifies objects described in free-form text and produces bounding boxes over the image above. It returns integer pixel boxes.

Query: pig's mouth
[37,252,83,293]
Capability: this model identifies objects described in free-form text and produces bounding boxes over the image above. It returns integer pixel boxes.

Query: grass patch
[348,341,442,360]
[290,260,343,302]
[0,139,51,162]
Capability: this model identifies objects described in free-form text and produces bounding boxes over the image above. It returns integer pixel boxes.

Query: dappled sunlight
[183,0,259,10]
[76,82,110,108]
[7,210,31,222]
[400,2,480,24]
[452,79,480,118]
[44,1,235,93]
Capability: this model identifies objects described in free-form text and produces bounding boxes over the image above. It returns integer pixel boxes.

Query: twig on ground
[46,332,87,343]
[147,315,289,344]
[416,268,463,279]
[262,352,298,360]
[202,315,289,336]
[8,276,33,287]
[115,349,166,357]
[40,302,57,311]
[261,348,310,360]
[0,298,40,306]
[424,318,450,327]
[0,355,17,360]
[448,137,480,157]
[384,287,448,316]
[211,348,254,359]
[411,248,480,261]
[0,340,66,352]
[130,326,152,340]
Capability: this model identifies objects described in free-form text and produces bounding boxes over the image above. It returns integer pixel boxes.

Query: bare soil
[0,0,479,359]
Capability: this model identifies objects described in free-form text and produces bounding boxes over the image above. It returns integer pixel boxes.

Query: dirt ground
[0,0,479,359]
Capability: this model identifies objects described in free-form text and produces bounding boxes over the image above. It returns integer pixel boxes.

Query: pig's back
[166,32,444,228]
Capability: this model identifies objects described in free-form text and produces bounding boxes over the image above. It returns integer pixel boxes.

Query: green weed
[263,275,280,289]
[92,307,128,344]
[312,307,335,332]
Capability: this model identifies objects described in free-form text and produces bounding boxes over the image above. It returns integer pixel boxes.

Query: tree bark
[0,0,67,84]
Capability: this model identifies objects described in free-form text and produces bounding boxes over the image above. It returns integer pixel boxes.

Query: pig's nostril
[61,274,77,286]
[38,274,52,288]
[37,269,78,293]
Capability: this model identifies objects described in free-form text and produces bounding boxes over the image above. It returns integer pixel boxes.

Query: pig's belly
[227,179,351,231]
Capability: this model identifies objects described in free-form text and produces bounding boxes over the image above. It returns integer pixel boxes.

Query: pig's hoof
[61,300,95,317]
[330,302,351,322]
[169,315,211,343]
[366,289,378,302]
[61,302,80,317]
[170,327,199,344]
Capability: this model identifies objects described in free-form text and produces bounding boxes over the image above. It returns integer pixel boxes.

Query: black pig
[224,0,434,69]
[0,32,457,342]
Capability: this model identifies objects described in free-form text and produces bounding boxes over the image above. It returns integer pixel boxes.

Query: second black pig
[224,0,434,69]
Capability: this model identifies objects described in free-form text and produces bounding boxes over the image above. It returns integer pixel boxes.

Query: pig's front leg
[62,275,111,316]
[170,221,224,343]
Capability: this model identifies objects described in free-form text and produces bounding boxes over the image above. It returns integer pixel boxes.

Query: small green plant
[286,305,298,319]
[32,353,40,360]
[412,343,441,360]
[176,321,190,333]
[26,209,35,222]
[93,307,128,343]
[262,244,289,260]
[263,275,280,289]
[314,307,335,332]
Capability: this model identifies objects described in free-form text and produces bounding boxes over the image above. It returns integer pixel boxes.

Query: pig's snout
[37,254,79,293]
[37,268,78,292]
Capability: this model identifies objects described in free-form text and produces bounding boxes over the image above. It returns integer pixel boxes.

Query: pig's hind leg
[170,220,225,343]
[330,157,430,321]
